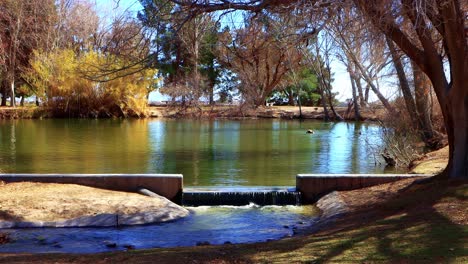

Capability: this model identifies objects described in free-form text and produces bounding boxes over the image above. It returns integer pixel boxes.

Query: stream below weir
[0,204,318,253]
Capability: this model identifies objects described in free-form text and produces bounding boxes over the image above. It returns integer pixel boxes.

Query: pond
[0,119,401,186]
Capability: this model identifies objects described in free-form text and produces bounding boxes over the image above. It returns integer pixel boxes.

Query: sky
[94,0,397,103]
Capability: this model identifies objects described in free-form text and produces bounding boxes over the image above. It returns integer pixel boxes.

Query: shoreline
[0,105,385,121]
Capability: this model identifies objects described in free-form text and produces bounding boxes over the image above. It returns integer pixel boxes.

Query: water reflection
[0,119,402,186]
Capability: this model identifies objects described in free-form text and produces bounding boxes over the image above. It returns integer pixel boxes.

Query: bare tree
[327,7,395,114]
[353,0,467,178]
[0,0,56,106]
[218,16,302,107]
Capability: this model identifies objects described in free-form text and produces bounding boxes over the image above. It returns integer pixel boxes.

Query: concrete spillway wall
[296,174,428,204]
[0,173,430,205]
[0,174,183,203]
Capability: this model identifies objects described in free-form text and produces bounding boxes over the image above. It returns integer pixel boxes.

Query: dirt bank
[410,146,449,174]
[0,105,384,121]
[148,105,384,121]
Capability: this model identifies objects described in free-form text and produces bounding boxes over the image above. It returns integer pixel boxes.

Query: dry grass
[410,146,449,174]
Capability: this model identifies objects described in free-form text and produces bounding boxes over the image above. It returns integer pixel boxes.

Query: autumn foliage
[25,49,157,117]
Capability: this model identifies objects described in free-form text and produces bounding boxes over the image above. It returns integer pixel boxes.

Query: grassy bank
[0,106,48,119]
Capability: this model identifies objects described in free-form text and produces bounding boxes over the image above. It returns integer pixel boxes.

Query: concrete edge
[0,173,183,178]
[0,174,184,203]
[297,174,432,178]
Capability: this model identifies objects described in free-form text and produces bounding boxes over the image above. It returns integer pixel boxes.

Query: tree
[327,7,395,114]
[271,67,320,107]
[139,0,220,105]
[170,0,468,179]
[24,48,157,117]
[387,37,440,148]
[218,16,303,107]
[353,0,467,179]
[0,0,56,106]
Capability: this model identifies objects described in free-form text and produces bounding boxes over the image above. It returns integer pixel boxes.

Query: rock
[381,149,396,166]
[196,241,211,246]
[105,242,117,248]
[123,244,135,250]
[306,129,315,134]
[223,241,232,245]
[316,191,348,219]
[0,233,10,244]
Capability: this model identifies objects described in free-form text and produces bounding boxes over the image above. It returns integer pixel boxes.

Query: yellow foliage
[24,49,158,117]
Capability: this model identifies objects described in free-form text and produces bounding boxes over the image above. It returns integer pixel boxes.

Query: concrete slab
[0,174,183,203]
[296,174,430,203]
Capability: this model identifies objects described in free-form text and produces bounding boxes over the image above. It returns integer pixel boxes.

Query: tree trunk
[353,59,395,113]
[364,84,370,104]
[412,61,439,148]
[326,86,343,121]
[209,81,214,105]
[387,37,419,126]
[349,72,362,121]
[20,95,24,106]
[442,89,468,179]
[35,96,40,107]
[10,80,16,107]
[1,95,6,106]
[318,86,329,121]
[288,89,295,106]
[355,76,365,107]
[297,93,303,119]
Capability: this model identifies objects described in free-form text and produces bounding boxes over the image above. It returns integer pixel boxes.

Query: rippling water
[0,119,401,186]
[0,205,318,253]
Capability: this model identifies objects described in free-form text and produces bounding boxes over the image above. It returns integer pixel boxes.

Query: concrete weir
[0,174,183,203]
[0,173,430,206]
[182,187,301,206]
[296,174,429,203]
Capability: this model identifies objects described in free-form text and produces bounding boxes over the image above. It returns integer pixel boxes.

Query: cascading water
[182,187,302,206]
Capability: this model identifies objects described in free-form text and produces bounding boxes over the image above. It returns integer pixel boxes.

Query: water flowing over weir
[182,187,301,206]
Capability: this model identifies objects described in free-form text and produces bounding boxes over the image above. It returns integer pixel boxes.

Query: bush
[24,49,157,118]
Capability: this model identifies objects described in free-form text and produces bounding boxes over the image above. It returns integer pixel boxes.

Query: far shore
[0,105,385,121]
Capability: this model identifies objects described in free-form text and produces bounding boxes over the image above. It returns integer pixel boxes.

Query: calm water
[0,119,399,186]
[0,205,318,253]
